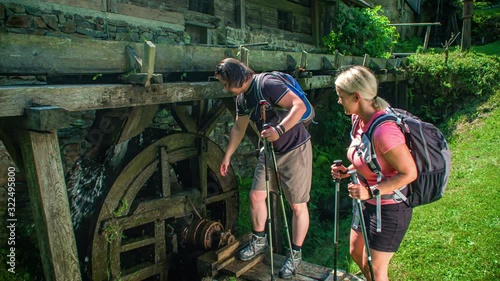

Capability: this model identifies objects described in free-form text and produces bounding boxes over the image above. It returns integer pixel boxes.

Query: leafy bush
[406,49,500,123]
[322,5,399,58]
[472,3,500,44]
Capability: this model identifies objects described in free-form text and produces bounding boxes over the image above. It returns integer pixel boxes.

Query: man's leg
[290,202,309,246]
[239,189,270,261]
[249,190,268,231]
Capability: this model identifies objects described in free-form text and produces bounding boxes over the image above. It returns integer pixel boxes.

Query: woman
[330,66,417,281]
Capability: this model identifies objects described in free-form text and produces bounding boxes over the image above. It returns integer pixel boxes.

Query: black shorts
[352,202,413,252]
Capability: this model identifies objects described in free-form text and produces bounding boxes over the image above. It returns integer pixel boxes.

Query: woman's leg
[349,229,366,274]
[350,233,394,281]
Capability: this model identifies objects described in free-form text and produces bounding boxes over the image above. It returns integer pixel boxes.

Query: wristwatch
[370,185,380,198]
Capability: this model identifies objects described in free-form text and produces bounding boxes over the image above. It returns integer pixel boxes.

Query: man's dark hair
[215,58,255,89]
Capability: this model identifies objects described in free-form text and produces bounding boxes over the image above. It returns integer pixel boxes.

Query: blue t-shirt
[236,73,311,154]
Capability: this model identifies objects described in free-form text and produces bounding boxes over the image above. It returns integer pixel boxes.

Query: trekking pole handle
[347,169,359,185]
[259,99,268,123]
[333,160,342,183]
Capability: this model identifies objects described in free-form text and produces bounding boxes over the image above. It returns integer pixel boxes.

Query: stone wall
[371,0,418,39]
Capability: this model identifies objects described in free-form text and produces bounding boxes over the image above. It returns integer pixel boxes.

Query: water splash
[67,158,108,230]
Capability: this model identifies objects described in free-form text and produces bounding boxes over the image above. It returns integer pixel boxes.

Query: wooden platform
[242,253,364,281]
[197,234,364,281]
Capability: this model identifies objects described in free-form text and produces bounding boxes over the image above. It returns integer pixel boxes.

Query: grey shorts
[252,140,312,204]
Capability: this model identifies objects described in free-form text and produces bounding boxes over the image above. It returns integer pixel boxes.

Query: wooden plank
[243,253,361,281]
[0,82,229,117]
[154,220,167,281]
[19,130,81,281]
[197,250,238,277]
[222,252,265,277]
[197,250,220,277]
[243,261,316,281]
[215,233,251,261]
[121,262,166,281]
[160,147,171,197]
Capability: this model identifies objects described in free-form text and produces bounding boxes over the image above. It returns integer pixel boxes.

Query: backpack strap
[254,72,286,124]
[364,113,409,203]
[256,72,315,125]
[357,112,410,232]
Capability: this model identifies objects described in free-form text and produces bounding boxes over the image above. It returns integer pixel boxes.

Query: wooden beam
[0,33,237,75]
[19,130,82,281]
[171,105,199,133]
[249,0,310,16]
[0,82,229,117]
[200,99,230,136]
[115,105,157,144]
[0,34,407,76]
[0,106,71,131]
[0,129,24,171]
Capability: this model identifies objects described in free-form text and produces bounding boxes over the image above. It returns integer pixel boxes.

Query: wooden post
[236,0,246,30]
[363,54,370,67]
[19,130,82,281]
[423,25,431,50]
[311,0,320,47]
[240,47,249,66]
[461,0,473,50]
[142,41,156,88]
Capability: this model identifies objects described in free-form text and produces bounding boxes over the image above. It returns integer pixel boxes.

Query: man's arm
[220,115,249,176]
[261,90,306,142]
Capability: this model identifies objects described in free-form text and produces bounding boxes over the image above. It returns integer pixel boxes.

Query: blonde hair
[334,65,390,110]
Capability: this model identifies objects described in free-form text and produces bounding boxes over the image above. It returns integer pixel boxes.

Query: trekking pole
[332,159,342,281]
[263,122,296,277]
[260,100,275,281]
[347,170,376,281]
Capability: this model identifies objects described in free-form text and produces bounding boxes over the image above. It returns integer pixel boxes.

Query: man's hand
[220,157,231,177]
[260,125,279,142]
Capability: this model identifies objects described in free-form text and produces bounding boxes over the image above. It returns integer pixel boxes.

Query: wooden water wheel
[72,132,238,281]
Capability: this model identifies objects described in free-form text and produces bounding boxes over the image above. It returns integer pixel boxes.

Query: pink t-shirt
[347,111,406,205]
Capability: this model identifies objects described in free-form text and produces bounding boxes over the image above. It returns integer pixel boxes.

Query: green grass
[390,90,500,280]
[471,40,500,56]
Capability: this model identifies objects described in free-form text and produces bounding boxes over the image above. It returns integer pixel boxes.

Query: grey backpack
[353,107,451,208]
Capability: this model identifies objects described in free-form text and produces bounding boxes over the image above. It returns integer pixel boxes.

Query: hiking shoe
[239,234,269,261]
[279,249,302,279]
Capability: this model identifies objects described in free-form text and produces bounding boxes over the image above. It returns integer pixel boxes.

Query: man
[215,58,312,279]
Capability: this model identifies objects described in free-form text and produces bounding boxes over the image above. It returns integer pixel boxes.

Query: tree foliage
[322,5,399,58]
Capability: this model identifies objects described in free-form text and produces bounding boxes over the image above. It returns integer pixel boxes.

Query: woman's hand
[347,183,371,200]
[331,164,349,180]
